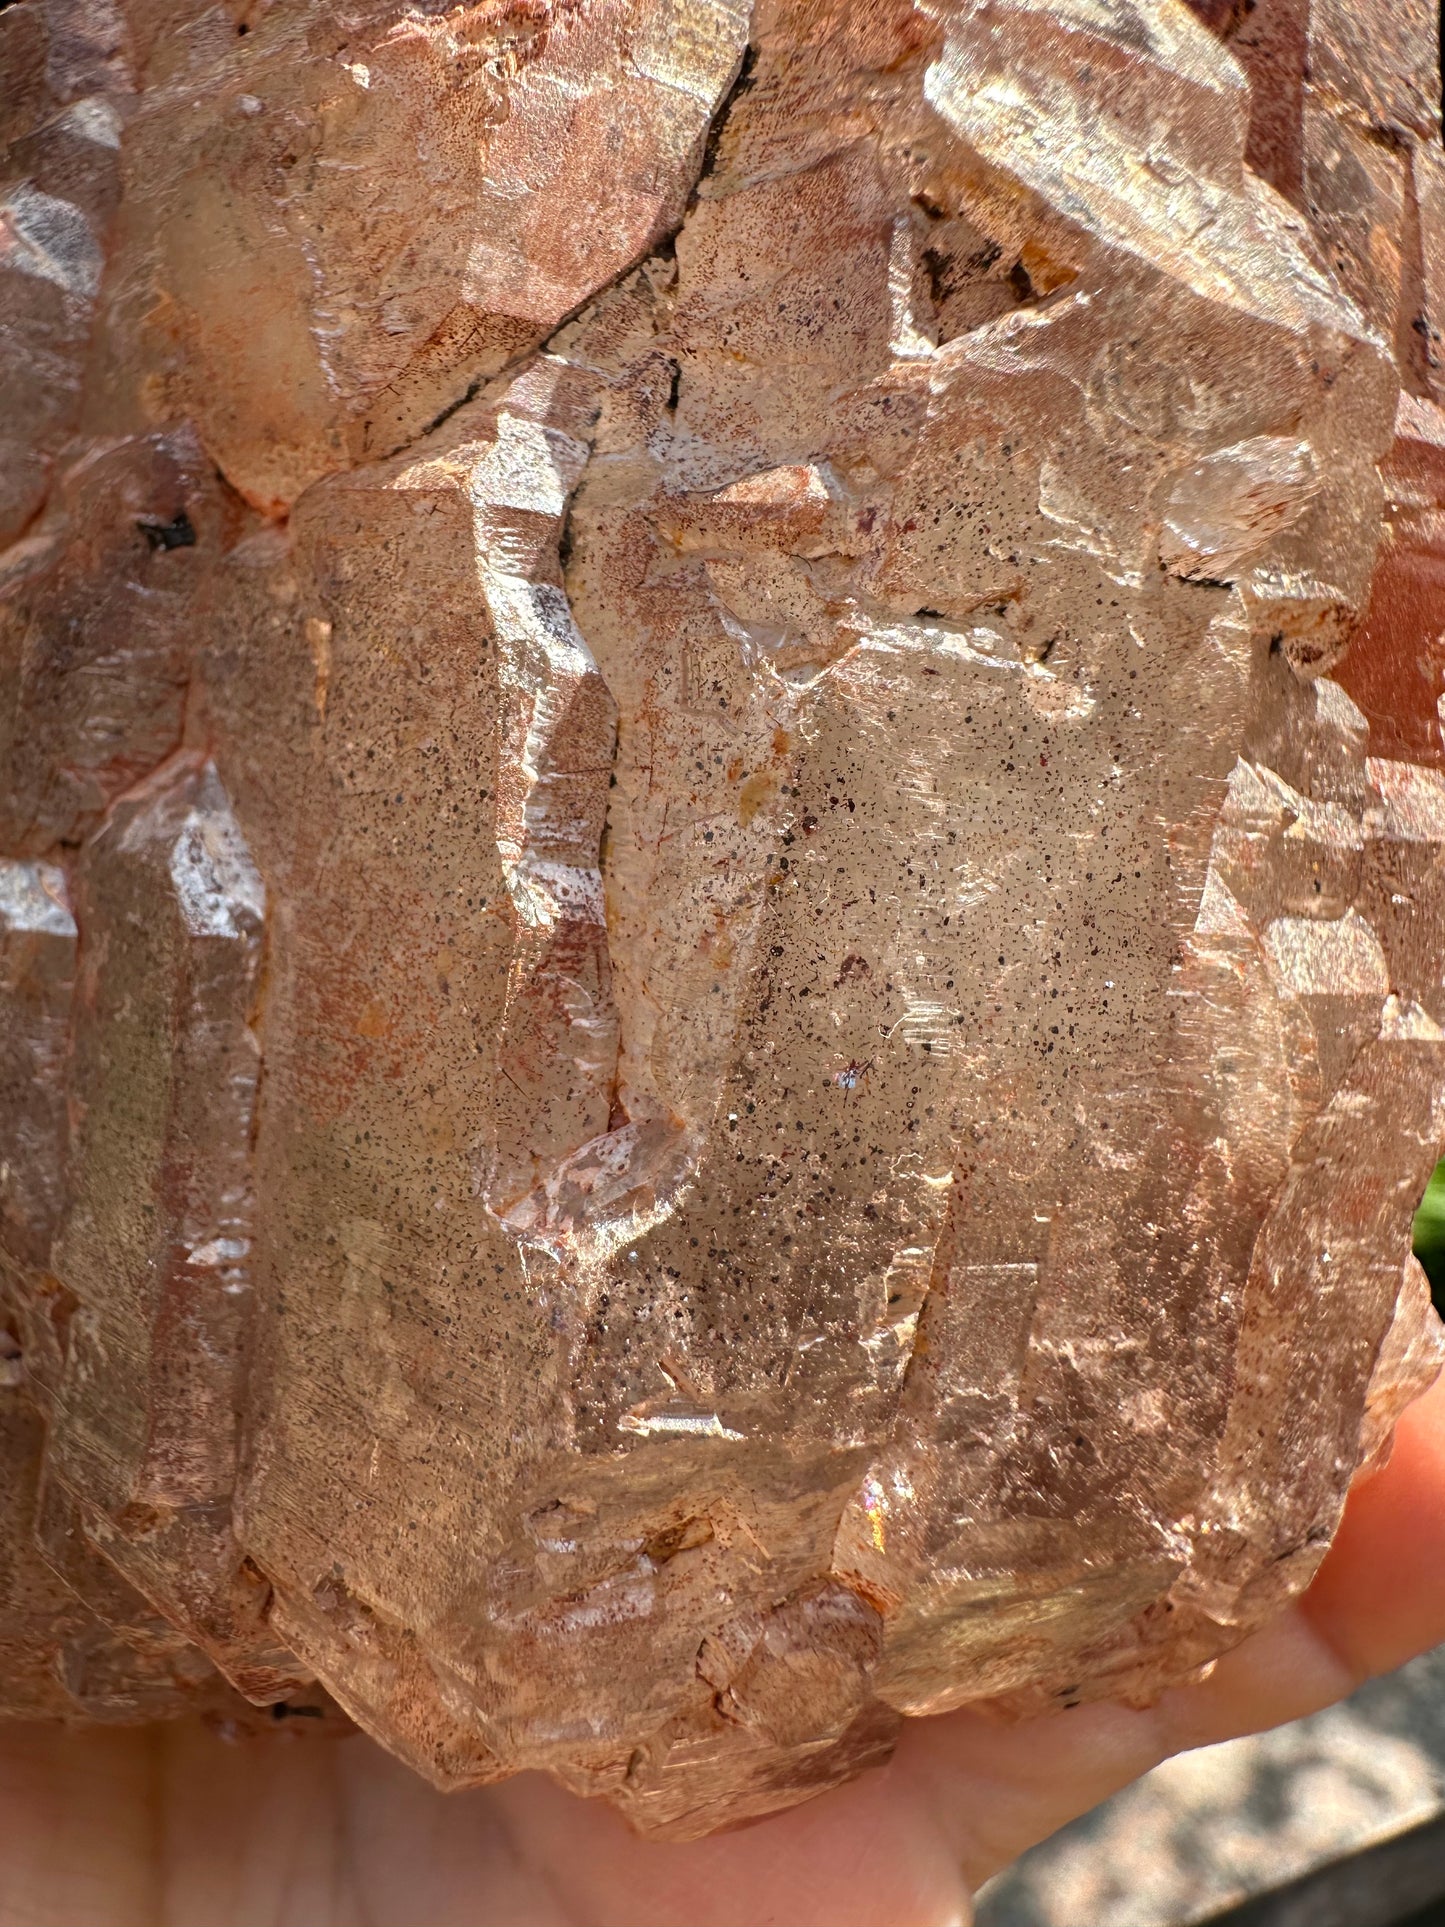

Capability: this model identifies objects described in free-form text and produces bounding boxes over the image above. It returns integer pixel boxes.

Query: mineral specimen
[3,0,1445,1839]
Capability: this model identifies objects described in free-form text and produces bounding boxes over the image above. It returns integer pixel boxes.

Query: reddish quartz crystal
[2,0,1443,1837]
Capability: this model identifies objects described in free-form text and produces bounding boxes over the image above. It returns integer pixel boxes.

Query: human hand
[6,1370,1442,1927]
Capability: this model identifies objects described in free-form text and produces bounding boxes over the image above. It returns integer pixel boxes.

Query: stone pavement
[977,1645,1445,1927]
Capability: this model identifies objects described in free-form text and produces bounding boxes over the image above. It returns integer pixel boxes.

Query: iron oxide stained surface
[2,0,1445,1837]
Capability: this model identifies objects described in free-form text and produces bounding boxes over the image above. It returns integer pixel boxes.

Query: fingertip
[1301,1367,1445,1682]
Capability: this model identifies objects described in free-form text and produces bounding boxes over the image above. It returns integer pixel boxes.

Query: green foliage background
[1413,1162,1445,1316]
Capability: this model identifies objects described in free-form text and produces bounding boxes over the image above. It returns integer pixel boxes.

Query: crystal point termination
[2,0,1444,1838]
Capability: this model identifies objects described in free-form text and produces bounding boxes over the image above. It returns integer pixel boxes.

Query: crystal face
[3,0,1445,1837]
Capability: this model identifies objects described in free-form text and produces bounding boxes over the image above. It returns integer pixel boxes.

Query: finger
[890,1366,1445,1891]
[339,1371,1445,1927]
[1300,1362,1445,1681]
[484,1372,1445,1922]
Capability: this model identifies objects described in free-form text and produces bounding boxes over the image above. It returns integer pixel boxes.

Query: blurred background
[1414,1163,1445,1318]
[970,1167,1445,1927]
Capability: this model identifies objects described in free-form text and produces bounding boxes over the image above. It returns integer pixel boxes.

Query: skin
[1,1372,1442,1927]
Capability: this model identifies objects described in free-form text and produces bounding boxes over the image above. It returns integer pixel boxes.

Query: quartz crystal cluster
[3,0,1445,1837]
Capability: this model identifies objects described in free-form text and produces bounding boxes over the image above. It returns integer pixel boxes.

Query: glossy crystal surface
[2,0,1444,1837]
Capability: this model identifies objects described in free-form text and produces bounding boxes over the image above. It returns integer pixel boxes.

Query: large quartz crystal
[3,0,1445,1838]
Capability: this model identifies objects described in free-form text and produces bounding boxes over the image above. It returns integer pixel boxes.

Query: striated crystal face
[3,0,1445,1837]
